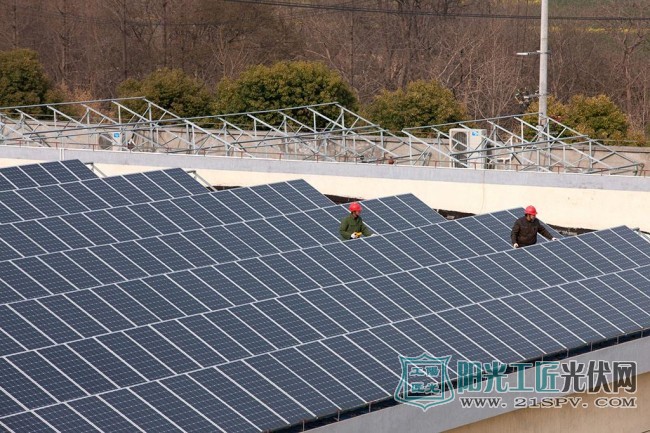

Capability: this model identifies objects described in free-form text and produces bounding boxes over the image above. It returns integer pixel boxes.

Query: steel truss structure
[0,98,643,175]
[403,114,644,175]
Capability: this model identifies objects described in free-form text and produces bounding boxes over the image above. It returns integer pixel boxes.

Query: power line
[225,0,650,23]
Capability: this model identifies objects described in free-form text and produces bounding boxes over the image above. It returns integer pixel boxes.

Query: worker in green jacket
[340,202,372,240]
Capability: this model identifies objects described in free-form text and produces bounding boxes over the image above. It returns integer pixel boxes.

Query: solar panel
[1,166,650,433]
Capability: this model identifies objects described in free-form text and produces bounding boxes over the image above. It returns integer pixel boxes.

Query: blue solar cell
[460,304,543,361]
[180,315,251,361]
[166,271,232,311]
[125,326,199,374]
[0,278,24,304]
[410,267,473,307]
[60,160,98,180]
[271,348,363,410]
[448,260,512,298]
[16,220,71,253]
[0,191,45,219]
[2,167,39,188]
[387,272,452,311]
[205,310,276,354]
[397,194,445,223]
[150,200,202,231]
[362,236,420,271]
[256,299,322,343]
[172,196,222,227]
[66,290,133,332]
[180,230,238,263]
[278,294,347,337]
[100,389,183,433]
[283,250,340,287]
[439,310,513,364]
[107,206,161,238]
[219,361,311,424]
[247,219,299,252]
[441,221,495,256]
[362,200,414,231]
[143,170,193,198]
[162,169,208,195]
[69,397,139,433]
[237,258,298,297]
[153,321,226,367]
[0,201,22,223]
[123,173,172,201]
[299,342,388,402]
[39,295,106,337]
[159,233,215,267]
[221,223,280,256]
[345,280,410,321]
[0,412,56,432]
[250,184,301,214]
[132,382,220,432]
[89,210,139,242]
[39,345,116,395]
[0,173,16,191]
[300,290,367,332]
[64,249,123,285]
[0,224,46,256]
[322,336,396,393]
[161,375,258,433]
[382,231,441,267]
[9,352,87,402]
[368,276,432,317]
[16,189,67,217]
[456,216,511,251]
[112,242,171,275]
[14,257,76,295]
[19,165,58,186]
[595,228,650,267]
[0,359,56,409]
[268,182,317,211]
[143,275,207,315]
[83,179,131,207]
[259,254,320,291]
[580,232,638,270]
[63,213,116,245]
[40,161,79,183]
[89,245,147,281]
[217,262,276,300]
[0,306,53,350]
[305,246,361,282]
[103,176,150,204]
[60,183,110,210]
[0,328,23,356]
[39,185,90,213]
[204,226,258,259]
[246,354,336,418]
[118,280,184,321]
[137,238,193,271]
[98,332,173,380]
[230,187,282,218]
[325,284,389,327]
[12,300,80,344]
[191,267,255,306]
[289,180,334,207]
[69,339,145,388]
[379,195,432,227]
[93,285,158,326]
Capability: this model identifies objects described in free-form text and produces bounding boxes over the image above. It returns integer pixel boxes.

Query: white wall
[0,146,649,232]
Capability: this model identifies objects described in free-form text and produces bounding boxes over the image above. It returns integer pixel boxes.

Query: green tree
[527,94,631,145]
[0,49,53,112]
[117,68,214,119]
[215,61,358,126]
[364,80,468,132]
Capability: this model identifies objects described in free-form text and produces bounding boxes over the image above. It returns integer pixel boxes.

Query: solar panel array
[0,160,648,433]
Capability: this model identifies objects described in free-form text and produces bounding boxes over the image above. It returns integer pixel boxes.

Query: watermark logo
[394,354,454,410]
[395,354,637,411]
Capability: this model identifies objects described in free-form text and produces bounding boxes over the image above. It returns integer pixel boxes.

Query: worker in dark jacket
[511,205,557,248]
[340,202,372,240]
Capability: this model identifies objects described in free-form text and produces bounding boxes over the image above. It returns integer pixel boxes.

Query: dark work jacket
[339,213,372,240]
[511,216,552,247]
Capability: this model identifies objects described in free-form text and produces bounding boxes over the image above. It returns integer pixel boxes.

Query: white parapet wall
[0,146,649,232]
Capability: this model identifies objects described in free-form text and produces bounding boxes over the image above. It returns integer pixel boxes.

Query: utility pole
[538,0,549,131]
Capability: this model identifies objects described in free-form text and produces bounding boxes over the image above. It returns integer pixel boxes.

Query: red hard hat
[525,205,537,216]
[349,202,362,212]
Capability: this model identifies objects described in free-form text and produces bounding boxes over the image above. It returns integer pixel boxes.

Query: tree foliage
[0,49,53,112]
[364,80,468,132]
[117,68,213,118]
[215,61,358,125]
[527,94,631,144]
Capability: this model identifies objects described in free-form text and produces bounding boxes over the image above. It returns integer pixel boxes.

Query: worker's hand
[513,243,519,248]
[350,232,359,239]
[354,232,363,238]
[551,237,558,241]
